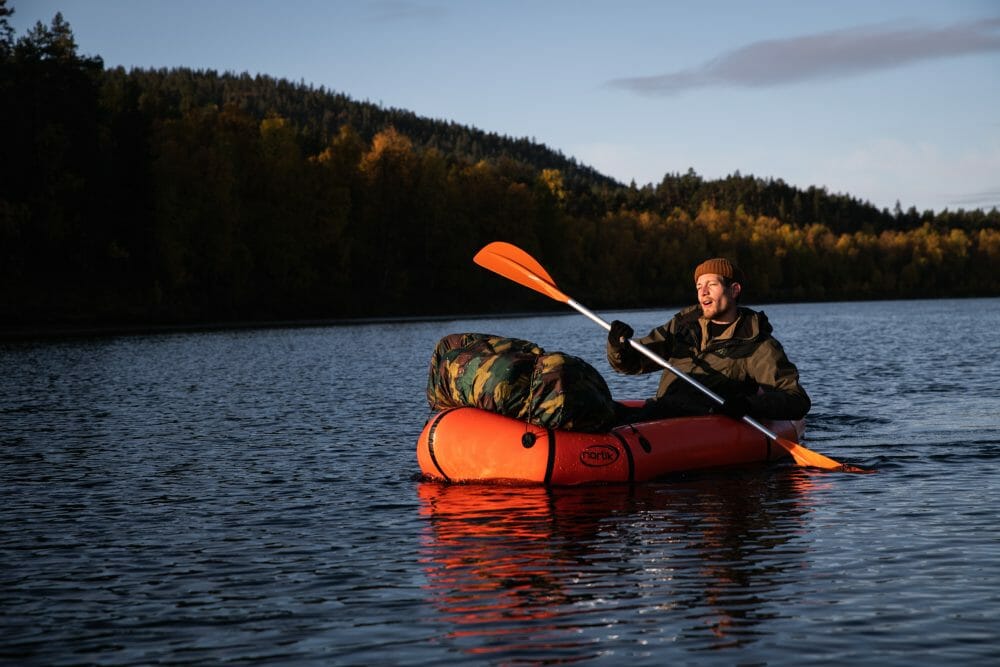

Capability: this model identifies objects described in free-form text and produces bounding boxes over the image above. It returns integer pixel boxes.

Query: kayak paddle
[473,241,870,473]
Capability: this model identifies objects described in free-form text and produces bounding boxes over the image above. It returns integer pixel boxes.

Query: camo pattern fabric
[426,333,616,432]
[426,333,543,418]
[526,351,616,432]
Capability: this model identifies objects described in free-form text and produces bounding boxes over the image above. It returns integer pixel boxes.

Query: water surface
[2,298,999,664]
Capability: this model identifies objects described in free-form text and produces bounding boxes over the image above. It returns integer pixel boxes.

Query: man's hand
[719,395,751,420]
[608,320,634,349]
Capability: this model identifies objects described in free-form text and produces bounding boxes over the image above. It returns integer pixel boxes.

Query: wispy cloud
[367,1,447,22]
[608,17,1000,96]
[947,187,1000,210]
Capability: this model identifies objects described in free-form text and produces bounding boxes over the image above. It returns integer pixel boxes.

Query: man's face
[696,273,741,322]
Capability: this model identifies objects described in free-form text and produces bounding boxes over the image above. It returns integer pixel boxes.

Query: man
[607,257,810,422]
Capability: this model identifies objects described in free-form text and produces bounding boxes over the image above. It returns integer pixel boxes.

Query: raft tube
[417,403,806,485]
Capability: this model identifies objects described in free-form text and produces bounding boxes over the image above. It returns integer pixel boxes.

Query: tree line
[2,5,998,330]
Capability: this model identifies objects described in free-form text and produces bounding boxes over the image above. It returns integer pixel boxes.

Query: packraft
[426,333,617,432]
[417,404,805,485]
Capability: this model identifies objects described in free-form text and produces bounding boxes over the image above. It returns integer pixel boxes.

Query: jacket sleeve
[607,324,674,375]
[745,338,811,420]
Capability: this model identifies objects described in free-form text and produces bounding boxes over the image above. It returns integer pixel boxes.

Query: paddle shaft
[568,298,784,442]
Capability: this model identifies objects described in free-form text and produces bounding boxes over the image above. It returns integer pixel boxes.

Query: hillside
[111,67,995,236]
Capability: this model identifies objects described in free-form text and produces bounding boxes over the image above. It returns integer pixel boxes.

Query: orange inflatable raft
[417,402,806,485]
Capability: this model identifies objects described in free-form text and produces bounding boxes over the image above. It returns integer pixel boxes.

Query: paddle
[473,241,870,473]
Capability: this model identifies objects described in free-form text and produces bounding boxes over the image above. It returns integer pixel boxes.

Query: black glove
[719,395,751,420]
[608,320,634,349]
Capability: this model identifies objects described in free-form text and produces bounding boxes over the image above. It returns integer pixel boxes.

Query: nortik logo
[579,444,620,467]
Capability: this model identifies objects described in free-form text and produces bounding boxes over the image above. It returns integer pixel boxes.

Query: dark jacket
[607,305,811,420]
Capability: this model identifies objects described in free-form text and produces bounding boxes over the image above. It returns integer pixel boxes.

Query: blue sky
[11,0,1000,212]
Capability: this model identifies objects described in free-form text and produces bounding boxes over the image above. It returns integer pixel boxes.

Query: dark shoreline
[3,294,995,343]
[0,310,576,342]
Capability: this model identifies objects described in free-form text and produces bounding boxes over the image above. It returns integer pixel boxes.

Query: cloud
[367,0,447,22]
[608,17,1000,95]
[946,188,1000,210]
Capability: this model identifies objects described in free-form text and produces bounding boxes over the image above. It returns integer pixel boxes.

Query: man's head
[693,258,744,323]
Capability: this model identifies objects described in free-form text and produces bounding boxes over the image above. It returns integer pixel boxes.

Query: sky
[10,0,1000,212]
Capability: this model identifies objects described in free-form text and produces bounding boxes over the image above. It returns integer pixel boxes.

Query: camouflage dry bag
[426,333,616,432]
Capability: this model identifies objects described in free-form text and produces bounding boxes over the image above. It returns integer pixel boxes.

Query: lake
[2,298,999,665]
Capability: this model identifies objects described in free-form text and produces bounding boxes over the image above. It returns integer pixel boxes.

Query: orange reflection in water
[417,483,619,660]
[417,470,821,659]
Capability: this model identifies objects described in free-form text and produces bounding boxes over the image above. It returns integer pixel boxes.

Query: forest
[2,5,998,331]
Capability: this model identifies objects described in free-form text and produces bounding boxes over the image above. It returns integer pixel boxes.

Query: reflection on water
[418,470,821,659]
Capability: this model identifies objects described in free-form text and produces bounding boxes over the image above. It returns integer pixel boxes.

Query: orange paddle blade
[473,242,570,303]
[775,437,873,473]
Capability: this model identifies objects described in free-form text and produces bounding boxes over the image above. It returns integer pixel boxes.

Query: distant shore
[0,310,579,342]
[7,294,998,342]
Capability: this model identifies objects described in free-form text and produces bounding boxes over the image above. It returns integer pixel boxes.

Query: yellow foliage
[977,228,1000,259]
[540,168,566,201]
[360,126,414,174]
[259,114,289,135]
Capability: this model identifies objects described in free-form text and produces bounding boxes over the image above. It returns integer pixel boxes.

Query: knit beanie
[694,258,745,285]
